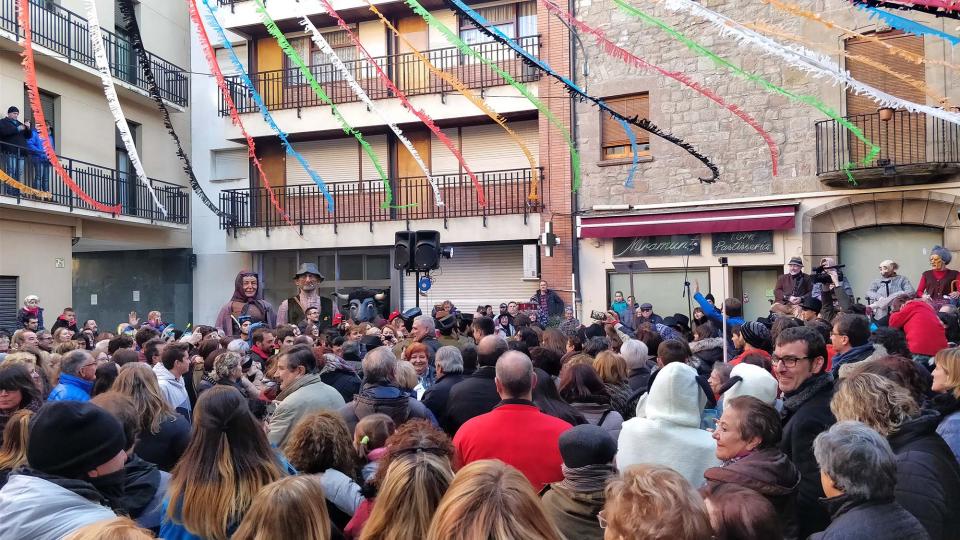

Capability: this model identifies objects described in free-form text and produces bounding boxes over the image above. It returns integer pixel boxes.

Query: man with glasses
[829,313,874,378]
[48,350,97,402]
[773,326,835,539]
[634,303,663,327]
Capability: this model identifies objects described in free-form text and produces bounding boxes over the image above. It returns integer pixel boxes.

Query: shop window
[607,269,709,319]
[367,255,391,280]
[601,93,651,161]
[838,225,941,304]
[339,254,365,281]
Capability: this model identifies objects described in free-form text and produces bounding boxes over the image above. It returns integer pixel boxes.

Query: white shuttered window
[289,139,360,184]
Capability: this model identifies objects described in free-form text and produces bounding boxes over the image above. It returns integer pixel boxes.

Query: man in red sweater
[453,350,572,491]
[889,298,948,369]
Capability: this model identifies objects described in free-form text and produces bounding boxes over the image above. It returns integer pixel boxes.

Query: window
[21,87,58,147]
[601,93,651,161]
[608,270,709,319]
[211,149,248,183]
[459,1,537,45]
[116,121,141,213]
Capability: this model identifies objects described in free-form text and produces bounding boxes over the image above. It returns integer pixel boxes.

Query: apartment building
[574,0,960,321]
[192,0,575,321]
[0,0,193,329]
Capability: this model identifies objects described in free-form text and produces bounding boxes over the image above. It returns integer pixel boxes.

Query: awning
[579,204,797,239]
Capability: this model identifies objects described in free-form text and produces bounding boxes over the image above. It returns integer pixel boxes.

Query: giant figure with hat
[216,271,276,337]
[277,263,333,328]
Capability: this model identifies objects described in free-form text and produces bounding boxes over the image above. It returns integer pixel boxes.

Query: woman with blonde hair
[427,459,561,540]
[831,372,960,539]
[593,350,632,417]
[161,386,284,540]
[233,476,334,540]
[931,347,960,461]
[2,350,51,397]
[602,464,712,540]
[112,363,190,472]
[65,517,154,540]
[0,409,32,488]
[52,326,75,346]
[360,451,453,540]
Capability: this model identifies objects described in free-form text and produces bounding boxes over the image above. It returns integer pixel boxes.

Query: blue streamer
[855,4,960,46]
[616,118,639,188]
[199,0,334,211]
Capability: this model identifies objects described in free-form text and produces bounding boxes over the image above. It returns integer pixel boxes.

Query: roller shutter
[460,120,538,172]
[289,139,360,185]
[211,148,248,183]
[0,277,17,332]
[216,44,248,75]
[430,128,461,175]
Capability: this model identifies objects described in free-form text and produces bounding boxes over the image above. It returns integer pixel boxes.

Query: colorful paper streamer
[255,0,407,209]
[0,169,51,199]
[538,0,779,177]
[404,0,583,192]
[366,3,541,200]
[853,3,960,46]
[316,0,486,206]
[200,0,335,212]
[83,0,166,216]
[853,0,960,20]
[17,0,120,214]
[298,6,426,208]
[186,0,295,228]
[657,0,960,127]
[613,0,878,180]
[446,0,721,183]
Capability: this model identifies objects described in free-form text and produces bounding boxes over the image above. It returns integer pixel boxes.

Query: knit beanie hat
[28,401,126,478]
[558,424,617,468]
[739,321,771,350]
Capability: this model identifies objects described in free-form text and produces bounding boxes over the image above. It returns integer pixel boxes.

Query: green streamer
[254,0,399,208]
[405,0,583,191]
[614,0,877,181]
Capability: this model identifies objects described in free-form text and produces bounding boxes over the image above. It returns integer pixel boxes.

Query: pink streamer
[867,0,960,12]
[317,0,486,206]
[539,0,779,175]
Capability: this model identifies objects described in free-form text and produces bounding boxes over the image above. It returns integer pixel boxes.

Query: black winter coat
[0,117,31,149]
[810,496,930,540]
[421,373,464,422]
[442,366,499,435]
[135,413,191,472]
[887,411,960,540]
[321,369,362,404]
[627,363,654,394]
[778,374,835,540]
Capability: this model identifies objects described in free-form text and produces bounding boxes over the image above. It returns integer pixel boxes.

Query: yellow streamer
[762,0,960,72]
[366,2,541,201]
[744,21,950,107]
[0,170,52,199]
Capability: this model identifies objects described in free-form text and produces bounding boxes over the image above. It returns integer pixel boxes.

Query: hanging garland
[538,0,779,177]
[199,0,335,212]
[186,0,295,228]
[403,0,584,191]
[255,0,409,209]
[17,0,119,213]
[316,0,486,206]
[852,3,960,46]
[0,169,51,199]
[366,3,541,200]
[852,0,960,20]
[445,0,721,183]
[83,0,166,216]
[297,7,426,208]
[613,0,878,180]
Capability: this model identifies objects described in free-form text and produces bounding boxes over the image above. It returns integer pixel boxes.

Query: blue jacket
[25,131,51,161]
[693,292,744,327]
[48,374,92,402]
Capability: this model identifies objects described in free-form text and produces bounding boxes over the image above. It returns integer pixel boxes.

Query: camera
[812,264,846,285]
[590,310,607,321]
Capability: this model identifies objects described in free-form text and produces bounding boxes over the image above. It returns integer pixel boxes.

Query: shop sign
[712,231,774,254]
[613,234,701,257]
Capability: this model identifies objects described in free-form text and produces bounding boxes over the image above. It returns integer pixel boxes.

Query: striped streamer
[853,0,960,20]
[367,3,541,199]
[404,0,583,191]
[199,0,335,212]
[316,0,485,206]
[445,0,721,183]
[298,6,426,208]
[186,0,295,228]
[18,0,118,213]
[538,0,779,177]
[853,3,960,46]
[255,0,406,208]
[614,0,877,181]
[83,0,166,216]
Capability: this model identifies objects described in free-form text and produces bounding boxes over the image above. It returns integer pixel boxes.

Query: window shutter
[212,149,248,182]
[602,94,650,148]
[0,277,17,333]
[845,31,925,116]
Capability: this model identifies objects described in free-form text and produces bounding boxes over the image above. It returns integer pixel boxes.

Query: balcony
[0,0,189,107]
[815,109,960,186]
[220,36,540,115]
[219,167,543,232]
[0,141,189,224]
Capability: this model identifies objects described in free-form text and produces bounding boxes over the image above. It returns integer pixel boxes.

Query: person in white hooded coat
[616,362,720,487]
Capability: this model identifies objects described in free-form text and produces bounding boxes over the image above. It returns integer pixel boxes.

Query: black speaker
[414,230,441,271]
[394,231,415,270]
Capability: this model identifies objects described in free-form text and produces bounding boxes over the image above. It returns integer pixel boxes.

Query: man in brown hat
[276,263,333,328]
[771,257,812,317]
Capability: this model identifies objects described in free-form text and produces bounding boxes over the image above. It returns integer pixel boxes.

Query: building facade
[0,0,193,330]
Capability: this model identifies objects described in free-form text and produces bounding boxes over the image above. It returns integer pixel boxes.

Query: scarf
[558,463,616,493]
[275,373,322,401]
[782,372,834,418]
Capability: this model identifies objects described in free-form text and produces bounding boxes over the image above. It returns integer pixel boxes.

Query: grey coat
[267,374,346,447]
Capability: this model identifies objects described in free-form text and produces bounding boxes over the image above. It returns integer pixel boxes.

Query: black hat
[800,296,822,313]
[360,335,382,352]
[559,424,617,468]
[7,106,18,114]
[28,401,126,478]
[342,341,362,364]
[437,314,456,332]
[739,321,771,350]
[672,313,690,330]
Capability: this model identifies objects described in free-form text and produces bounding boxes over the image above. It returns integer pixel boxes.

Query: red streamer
[18,0,121,214]
[317,0,486,206]
[539,0,779,175]
[187,0,295,228]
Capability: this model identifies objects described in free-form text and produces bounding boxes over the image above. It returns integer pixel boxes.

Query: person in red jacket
[889,297,949,369]
[453,350,572,491]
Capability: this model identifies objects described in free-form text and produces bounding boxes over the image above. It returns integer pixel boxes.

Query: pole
[721,258,729,362]
[414,271,421,308]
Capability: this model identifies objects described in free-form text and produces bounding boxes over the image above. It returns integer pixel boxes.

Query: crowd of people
[0,260,959,539]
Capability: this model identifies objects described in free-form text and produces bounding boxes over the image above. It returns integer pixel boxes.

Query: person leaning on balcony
[0,106,33,193]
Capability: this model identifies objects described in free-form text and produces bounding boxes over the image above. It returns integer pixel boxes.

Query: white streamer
[297,6,442,205]
[83,0,166,215]
[660,0,960,126]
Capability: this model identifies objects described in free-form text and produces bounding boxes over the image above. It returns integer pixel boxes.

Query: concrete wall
[0,214,74,317]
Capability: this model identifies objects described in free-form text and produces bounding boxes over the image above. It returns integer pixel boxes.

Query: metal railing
[0,0,189,106]
[815,109,960,175]
[219,36,541,115]
[0,140,189,223]
[219,167,543,231]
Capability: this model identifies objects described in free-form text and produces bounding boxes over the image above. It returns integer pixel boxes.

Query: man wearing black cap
[799,296,822,322]
[0,106,32,193]
[0,401,125,539]
[634,303,663,327]
[277,263,332,328]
